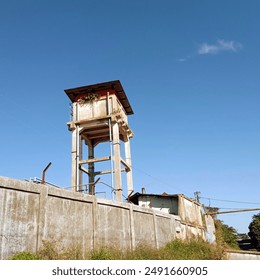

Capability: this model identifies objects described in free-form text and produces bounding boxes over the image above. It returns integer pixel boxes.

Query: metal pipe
[76,102,80,191]
[127,190,134,202]
[206,207,260,216]
[107,92,115,199]
[41,162,52,185]
[90,177,101,195]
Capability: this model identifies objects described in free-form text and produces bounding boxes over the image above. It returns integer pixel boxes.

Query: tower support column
[71,127,77,191]
[88,143,95,194]
[125,138,133,197]
[112,121,122,201]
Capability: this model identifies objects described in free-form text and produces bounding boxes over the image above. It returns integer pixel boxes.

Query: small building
[129,192,179,215]
[129,192,202,221]
[129,192,216,242]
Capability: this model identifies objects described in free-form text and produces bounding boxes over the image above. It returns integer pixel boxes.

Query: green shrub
[248,213,260,251]
[90,247,113,260]
[215,219,239,250]
[164,239,223,260]
[60,244,84,260]
[10,252,41,260]
[125,244,162,260]
[38,240,60,260]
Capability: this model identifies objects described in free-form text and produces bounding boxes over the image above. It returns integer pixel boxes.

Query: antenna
[194,191,201,203]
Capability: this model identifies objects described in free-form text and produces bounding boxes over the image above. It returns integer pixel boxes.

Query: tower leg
[125,139,134,197]
[112,122,122,201]
[88,143,95,194]
[78,134,83,191]
[71,128,77,191]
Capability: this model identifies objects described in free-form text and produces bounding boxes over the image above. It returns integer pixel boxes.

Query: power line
[132,166,190,194]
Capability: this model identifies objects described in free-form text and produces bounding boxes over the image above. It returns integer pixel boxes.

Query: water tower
[65,80,134,201]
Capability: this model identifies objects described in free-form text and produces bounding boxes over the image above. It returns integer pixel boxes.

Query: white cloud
[177,39,243,62]
[198,39,243,55]
[178,55,191,62]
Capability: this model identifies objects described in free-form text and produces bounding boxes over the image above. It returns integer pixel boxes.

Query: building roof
[129,192,201,206]
[64,80,134,115]
[129,192,179,205]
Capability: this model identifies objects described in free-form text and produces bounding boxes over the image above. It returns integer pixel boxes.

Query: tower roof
[64,80,134,115]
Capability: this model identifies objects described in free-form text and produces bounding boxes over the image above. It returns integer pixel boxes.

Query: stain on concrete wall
[178,195,203,227]
[204,214,216,243]
[0,185,39,259]
[43,195,94,252]
[95,201,131,249]
[133,210,156,246]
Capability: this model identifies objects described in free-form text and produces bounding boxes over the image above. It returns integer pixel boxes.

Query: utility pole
[194,191,201,203]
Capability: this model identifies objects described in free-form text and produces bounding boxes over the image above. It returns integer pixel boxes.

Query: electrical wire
[131,165,190,194]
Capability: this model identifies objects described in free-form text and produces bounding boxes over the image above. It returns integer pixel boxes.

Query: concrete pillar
[71,103,81,192]
[112,122,122,201]
[71,128,77,191]
[125,139,133,197]
[36,186,48,252]
[153,212,159,249]
[129,204,136,250]
[88,144,95,194]
[79,134,83,190]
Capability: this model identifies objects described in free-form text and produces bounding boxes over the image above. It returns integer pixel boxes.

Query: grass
[10,252,41,260]
[10,238,225,260]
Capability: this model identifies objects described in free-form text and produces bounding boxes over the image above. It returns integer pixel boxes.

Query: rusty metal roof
[64,80,134,115]
[129,192,179,205]
[130,192,179,199]
[129,192,201,206]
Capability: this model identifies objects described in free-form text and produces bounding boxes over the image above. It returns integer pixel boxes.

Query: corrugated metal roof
[64,80,134,115]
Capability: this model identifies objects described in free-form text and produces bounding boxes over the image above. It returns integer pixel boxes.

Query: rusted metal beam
[90,177,101,195]
[206,208,260,216]
[41,162,52,185]
[127,190,134,202]
[79,166,90,175]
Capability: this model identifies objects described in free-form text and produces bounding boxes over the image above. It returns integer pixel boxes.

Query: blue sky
[0,0,259,233]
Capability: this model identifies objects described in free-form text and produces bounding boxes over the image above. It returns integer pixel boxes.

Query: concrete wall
[204,214,216,243]
[178,195,203,226]
[227,250,260,260]
[177,195,208,241]
[0,176,210,259]
[0,176,176,259]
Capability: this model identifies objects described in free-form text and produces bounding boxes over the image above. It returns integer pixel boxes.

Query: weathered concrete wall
[178,195,203,226]
[0,176,208,259]
[137,195,178,215]
[227,250,260,260]
[204,214,216,243]
[177,195,208,241]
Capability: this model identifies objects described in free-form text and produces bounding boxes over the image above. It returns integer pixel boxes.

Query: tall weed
[10,238,225,260]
